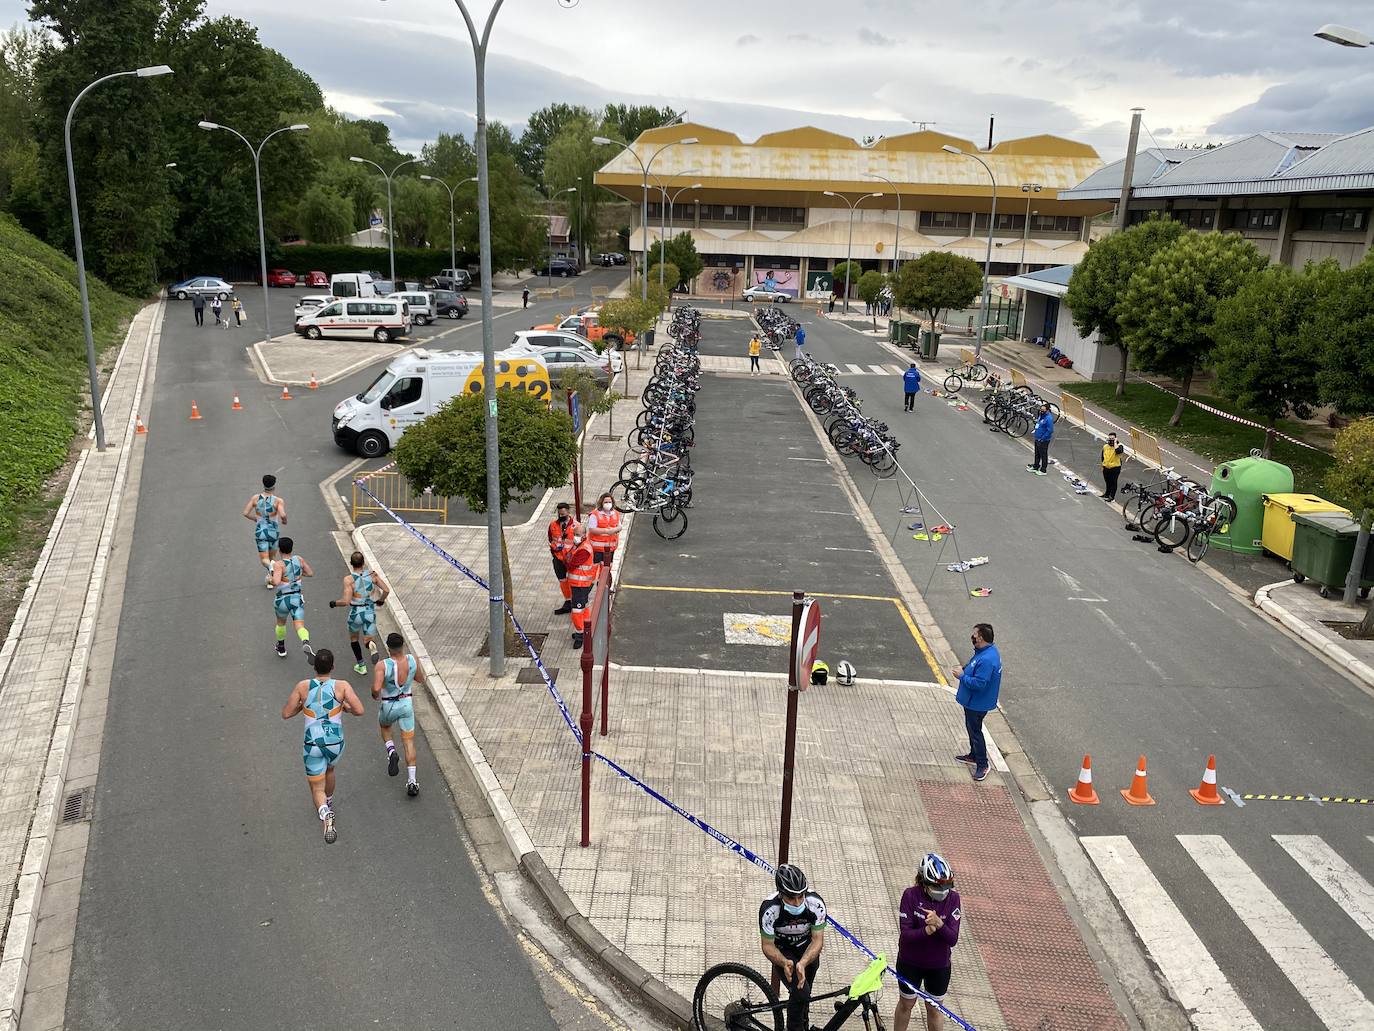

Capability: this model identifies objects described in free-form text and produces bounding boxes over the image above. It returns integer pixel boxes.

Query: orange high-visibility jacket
[586,508,622,553]
[565,542,598,587]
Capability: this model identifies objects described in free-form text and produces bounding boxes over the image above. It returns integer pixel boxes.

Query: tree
[1064,216,1188,396]
[856,270,885,328]
[1120,232,1268,426]
[543,115,618,264]
[890,251,983,333]
[648,262,681,294]
[516,103,596,187]
[393,391,575,655]
[297,184,353,244]
[600,295,661,339]
[1325,418,1374,626]
[560,368,622,508]
[647,231,703,289]
[602,103,681,143]
[831,261,862,298]
[1310,253,1374,416]
[1212,261,1340,456]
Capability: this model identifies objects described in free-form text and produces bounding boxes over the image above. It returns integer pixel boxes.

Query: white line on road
[1082,836,1261,1031]
[1052,565,1085,593]
[823,547,873,553]
[1275,835,1374,943]
[1067,596,1109,602]
[787,457,830,462]
[867,364,890,375]
[1181,834,1374,1030]
[845,363,866,375]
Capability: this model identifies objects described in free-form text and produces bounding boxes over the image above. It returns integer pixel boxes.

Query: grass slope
[0,215,138,554]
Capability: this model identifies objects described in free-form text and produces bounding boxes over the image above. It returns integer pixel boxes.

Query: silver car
[742,284,790,303]
[531,343,612,388]
[170,276,234,300]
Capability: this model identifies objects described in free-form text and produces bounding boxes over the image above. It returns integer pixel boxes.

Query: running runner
[269,536,315,661]
[281,648,364,844]
[242,474,287,585]
[373,632,426,797]
[330,551,389,675]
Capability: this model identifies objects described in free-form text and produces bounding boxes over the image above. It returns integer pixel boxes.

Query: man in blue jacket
[902,363,922,411]
[952,623,1001,782]
[1028,402,1054,475]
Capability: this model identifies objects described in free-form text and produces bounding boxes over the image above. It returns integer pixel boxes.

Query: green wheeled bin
[1290,512,1374,599]
[919,329,942,359]
[1209,455,1294,554]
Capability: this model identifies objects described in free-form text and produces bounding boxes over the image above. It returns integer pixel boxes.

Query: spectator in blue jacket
[1028,402,1054,475]
[794,324,807,361]
[952,623,1001,782]
[902,363,922,411]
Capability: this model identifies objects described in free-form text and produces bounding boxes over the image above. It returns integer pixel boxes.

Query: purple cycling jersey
[897,884,961,969]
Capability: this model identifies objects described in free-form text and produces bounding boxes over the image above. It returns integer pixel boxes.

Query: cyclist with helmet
[759,863,827,1031]
[894,853,962,1031]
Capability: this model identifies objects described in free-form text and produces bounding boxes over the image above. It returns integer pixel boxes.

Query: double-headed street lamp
[1019,182,1042,274]
[822,190,882,314]
[350,155,418,285]
[200,120,309,345]
[863,172,902,274]
[942,144,998,356]
[656,173,702,291]
[419,173,477,281]
[548,186,577,285]
[65,64,173,452]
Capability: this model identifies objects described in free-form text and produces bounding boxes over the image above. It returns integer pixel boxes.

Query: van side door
[378,372,427,433]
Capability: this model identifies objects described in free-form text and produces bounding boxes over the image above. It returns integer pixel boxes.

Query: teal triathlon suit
[274,556,306,622]
[302,677,345,777]
[254,493,280,553]
[346,569,377,637]
[378,654,416,733]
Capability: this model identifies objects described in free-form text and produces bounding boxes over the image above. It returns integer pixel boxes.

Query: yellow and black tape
[1241,794,1373,805]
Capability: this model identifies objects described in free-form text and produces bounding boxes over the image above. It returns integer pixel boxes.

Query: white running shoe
[406,780,419,797]
[322,809,337,844]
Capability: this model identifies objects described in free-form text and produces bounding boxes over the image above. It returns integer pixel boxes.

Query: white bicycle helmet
[835,660,856,686]
[919,852,954,901]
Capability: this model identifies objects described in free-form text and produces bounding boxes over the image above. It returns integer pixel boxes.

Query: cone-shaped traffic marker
[1120,755,1156,806]
[231,394,243,410]
[280,384,293,401]
[308,372,318,390]
[1068,755,1099,805]
[134,415,147,434]
[1189,755,1224,805]
[189,400,202,421]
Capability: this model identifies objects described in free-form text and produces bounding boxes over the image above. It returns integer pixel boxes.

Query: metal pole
[1020,195,1032,274]
[1345,520,1370,605]
[641,172,649,300]
[843,200,855,314]
[448,186,456,277]
[600,566,612,737]
[778,590,805,865]
[580,608,594,845]
[251,150,272,343]
[385,172,395,284]
[1116,108,1144,232]
[659,182,667,291]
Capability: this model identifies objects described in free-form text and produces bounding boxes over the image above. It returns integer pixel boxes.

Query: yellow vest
[748,338,761,356]
[1102,442,1122,469]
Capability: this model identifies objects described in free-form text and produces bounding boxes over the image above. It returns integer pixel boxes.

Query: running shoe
[275,641,287,659]
[972,766,989,782]
[302,641,316,664]
[367,640,379,661]
[1034,470,1047,476]
[353,662,368,675]
[387,749,400,777]
[407,780,419,797]
[323,809,337,844]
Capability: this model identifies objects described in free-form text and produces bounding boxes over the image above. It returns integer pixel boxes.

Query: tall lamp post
[1018,183,1042,274]
[657,175,702,291]
[942,144,998,356]
[822,190,882,314]
[200,120,309,346]
[547,186,577,286]
[350,155,418,285]
[592,133,698,299]
[863,172,902,273]
[66,64,173,452]
[420,173,477,280]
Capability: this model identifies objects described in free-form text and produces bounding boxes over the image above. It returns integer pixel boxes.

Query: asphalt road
[790,311,1374,1028]
[65,281,613,1030]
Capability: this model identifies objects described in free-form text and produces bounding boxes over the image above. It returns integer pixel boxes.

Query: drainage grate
[61,787,91,824]
[516,666,555,684]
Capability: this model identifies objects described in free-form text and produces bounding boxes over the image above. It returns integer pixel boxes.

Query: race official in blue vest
[903,363,922,412]
[952,623,1002,782]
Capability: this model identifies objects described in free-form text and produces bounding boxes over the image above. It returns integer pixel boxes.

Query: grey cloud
[857,28,898,47]
[737,34,762,46]
[1209,71,1374,134]
[786,33,818,43]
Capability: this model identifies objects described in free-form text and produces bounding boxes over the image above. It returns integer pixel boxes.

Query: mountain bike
[692,956,889,1031]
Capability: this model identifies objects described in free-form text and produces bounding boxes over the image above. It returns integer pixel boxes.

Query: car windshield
[358,370,395,404]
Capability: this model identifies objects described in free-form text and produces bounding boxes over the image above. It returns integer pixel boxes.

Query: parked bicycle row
[1121,466,1237,563]
[789,353,900,478]
[754,305,800,348]
[980,379,1062,438]
[610,308,701,540]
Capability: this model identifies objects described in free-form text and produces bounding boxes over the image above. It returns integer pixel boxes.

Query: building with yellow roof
[593,123,1110,299]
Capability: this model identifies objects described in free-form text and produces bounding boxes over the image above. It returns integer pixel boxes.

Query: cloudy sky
[8,0,1374,161]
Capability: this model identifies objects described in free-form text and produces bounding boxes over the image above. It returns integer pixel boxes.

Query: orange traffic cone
[231,394,243,410]
[308,372,318,390]
[280,384,293,401]
[134,415,147,434]
[1068,755,1099,805]
[1189,755,1224,805]
[189,400,202,421]
[1120,755,1156,806]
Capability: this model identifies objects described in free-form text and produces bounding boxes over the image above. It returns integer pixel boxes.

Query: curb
[251,338,419,388]
[1255,581,1374,689]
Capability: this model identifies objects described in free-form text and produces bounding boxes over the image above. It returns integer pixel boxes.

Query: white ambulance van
[331,345,552,457]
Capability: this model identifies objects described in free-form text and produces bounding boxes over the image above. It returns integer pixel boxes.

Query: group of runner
[244,474,423,845]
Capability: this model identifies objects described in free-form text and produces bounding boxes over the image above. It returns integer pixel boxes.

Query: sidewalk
[1256,579,1374,689]
[0,299,163,1030]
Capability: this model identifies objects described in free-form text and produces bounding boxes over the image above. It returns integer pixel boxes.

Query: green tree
[602,103,681,142]
[890,251,983,333]
[1310,253,1374,416]
[648,261,681,295]
[1120,232,1268,426]
[1212,261,1340,457]
[831,261,862,299]
[647,231,703,289]
[297,183,353,244]
[1324,418,1374,626]
[391,175,444,248]
[1064,216,1188,396]
[543,114,617,264]
[559,368,622,504]
[0,24,44,228]
[393,390,575,654]
[856,269,885,328]
[599,295,661,340]
[516,102,596,186]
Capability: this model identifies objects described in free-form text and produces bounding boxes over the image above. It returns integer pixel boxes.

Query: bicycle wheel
[871,449,897,478]
[1187,529,1211,563]
[1122,494,1149,530]
[831,425,856,450]
[969,362,989,382]
[609,479,644,510]
[943,373,963,394]
[619,459,647,482]
[1154,512,1191,551]
[692,963,783,1031]
[1214,494,1238,531]
[653,505,688,540]
[1006,413,1030,439]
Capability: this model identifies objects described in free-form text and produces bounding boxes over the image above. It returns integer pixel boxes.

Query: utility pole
[987,114,995,151]
[1116,108,1144,232]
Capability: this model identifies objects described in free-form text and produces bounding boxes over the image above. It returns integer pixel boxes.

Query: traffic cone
[1068,755,1099,805]
[134,415,147,434]
[1120,755,1156,806]
[189,400,202,421]
[280,384,293,401]
[308,372,318,390]
[231,394,243,410]
[1189,755,1224,806]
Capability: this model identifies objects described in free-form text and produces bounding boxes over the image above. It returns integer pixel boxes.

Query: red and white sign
[792,598,821,690]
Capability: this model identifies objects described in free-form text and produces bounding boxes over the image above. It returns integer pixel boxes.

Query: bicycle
[692,955,889,1031]
[942,357,989,394]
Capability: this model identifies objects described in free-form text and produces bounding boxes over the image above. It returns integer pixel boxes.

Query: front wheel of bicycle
[653,505,688,540]
[871,450,898,478]
[609,479,643,510]
[1122,494,1149,530]
[1006,413,1030,439]
[692,963,784,1031]
[969,361,990,382]
[1187,529,1211,563]
[943,373,963,394]
[1154,512,1192,551]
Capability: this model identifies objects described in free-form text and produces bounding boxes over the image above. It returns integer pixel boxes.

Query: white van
[330,272,377,299]
[331,345,552,458]
[387,291,436,325]
[295,298,411,343]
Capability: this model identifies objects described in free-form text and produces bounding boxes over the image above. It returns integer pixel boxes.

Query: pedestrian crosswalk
[837,362,906,376]
[1084,833,1374,1030]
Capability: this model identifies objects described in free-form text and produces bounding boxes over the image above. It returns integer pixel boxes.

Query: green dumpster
[888,320,904,343]
[919,329,942,359]
[1209,455,1293,554]
[1291,512,1374,599]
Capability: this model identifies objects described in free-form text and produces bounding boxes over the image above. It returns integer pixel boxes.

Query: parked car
[387,291,436,326]
[256,268,297,288]
[430,267,472,292]
[535,258,580,278]
[431,289,468,319]
[511,329,614,385]
[597,252,626,266]
[170,276,233,300]
[742,284,790,303]
[304,270,329,288]
[533,309,634,353]
[293,294,335,319]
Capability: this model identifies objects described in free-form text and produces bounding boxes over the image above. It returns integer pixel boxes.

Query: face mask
[558,515,570,525]
[782,901,806,916]
[925,886,949,902]
[573,536,584,546]
[602,502,613,511]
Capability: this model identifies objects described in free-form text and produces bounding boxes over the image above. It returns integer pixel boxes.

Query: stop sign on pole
[792,598,821,691]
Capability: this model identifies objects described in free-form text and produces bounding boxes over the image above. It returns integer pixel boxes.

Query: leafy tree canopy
[890,251,983,328]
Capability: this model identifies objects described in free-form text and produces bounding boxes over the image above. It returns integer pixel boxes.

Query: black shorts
[570,584,592,608]
[592,549,614,565]
[551,555,568,579]
[895,960,951,1001]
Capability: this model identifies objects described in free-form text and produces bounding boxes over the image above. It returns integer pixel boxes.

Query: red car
[260,268,297,287]
[304,270,328,288]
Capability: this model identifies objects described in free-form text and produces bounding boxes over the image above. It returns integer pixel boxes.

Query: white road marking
[886,365,905,374]
[786,457,829,462]
[1275,835,1374,942]
[1083,836,1261,1031]
[1067,596,1109,602]
[867,364,890,375]
[1181,834,1374,1029]
[845,363,866,375]
[823,547,873,553]
[1052,565,1085,593]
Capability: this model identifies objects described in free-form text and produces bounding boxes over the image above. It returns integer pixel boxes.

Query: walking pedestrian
[192,292,206,326]
[211,296,223,325]
[565,528,597,648]
[1101,431,1125,501]
[270,537,315,661]
[951,623,1001,783]
[760,864,826,1031]
[903,363,922,411]
[329,551,389,675]
[1027,402,1053,475]
[373,631,425,797]
[522,287,530,309]
[748,334,762,374]
[794,324,806,361]
[893,854,961,1031]
[827,294,836,314]
[242,474,287,584]
[232,297,245,327]
[585,492,622,566]
[282,648,364,844]
[548,501,576,615]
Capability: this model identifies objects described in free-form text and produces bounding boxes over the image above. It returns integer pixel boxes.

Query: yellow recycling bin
[1260,493,1350,562]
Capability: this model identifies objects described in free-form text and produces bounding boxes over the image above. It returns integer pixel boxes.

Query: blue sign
[369,216,383,226]
[570,393,582,434]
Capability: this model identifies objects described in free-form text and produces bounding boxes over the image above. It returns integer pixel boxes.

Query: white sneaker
[322,809,337,844]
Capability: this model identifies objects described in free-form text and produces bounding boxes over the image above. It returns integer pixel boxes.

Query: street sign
[791,598,821,690]
[369,216,383,226]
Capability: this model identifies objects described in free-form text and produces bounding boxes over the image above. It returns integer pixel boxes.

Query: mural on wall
[700,268,739,297]
[805,270,833,299]
[752,269,800,297]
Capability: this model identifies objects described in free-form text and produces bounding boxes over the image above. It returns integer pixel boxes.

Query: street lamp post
[350,155,418,285]
[65,64,173,452]
[548,186,577,286]
[942,144,998,356]
[419,173,477,281]
[1019,183,1042,274]
[863,172,902,273]
[200,120,309,346]
[822,190,882,314]
[657,174,702,292]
